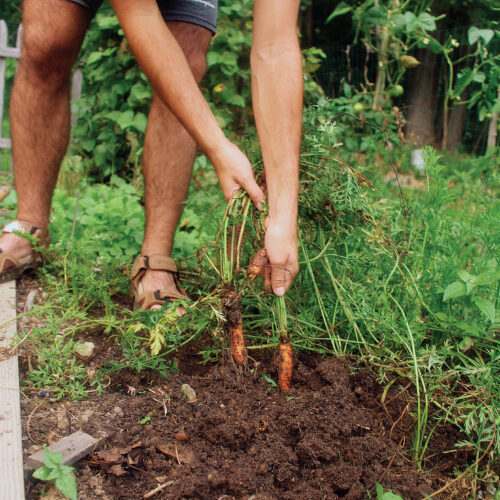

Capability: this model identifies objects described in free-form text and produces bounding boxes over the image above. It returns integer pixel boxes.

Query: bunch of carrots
[218,192,294,391]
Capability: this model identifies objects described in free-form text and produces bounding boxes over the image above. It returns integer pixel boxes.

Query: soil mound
[23,353,446,499]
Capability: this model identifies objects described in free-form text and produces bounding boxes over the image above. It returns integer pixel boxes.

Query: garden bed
[17,279,472,500]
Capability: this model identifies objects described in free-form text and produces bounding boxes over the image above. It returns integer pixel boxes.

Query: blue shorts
[69,0,218,34]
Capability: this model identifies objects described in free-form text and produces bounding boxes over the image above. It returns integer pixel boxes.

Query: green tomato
[353,102,364,113]
[391,84,404,97]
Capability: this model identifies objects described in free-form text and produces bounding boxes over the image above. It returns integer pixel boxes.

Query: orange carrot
[230,317,247,365]
[248,249,268,279]
[224,290,247,365]
[278,341,293,391]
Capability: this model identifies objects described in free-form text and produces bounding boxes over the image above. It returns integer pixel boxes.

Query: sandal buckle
[154,290,167,301]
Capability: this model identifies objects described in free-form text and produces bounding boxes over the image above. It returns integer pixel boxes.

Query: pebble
[75,341,96,360]
[24,289,38,313]
[56,409,69,432]
[80,409,94,423]
[113,406,124,418]
[181,383,197,403]
[27,444,43,455]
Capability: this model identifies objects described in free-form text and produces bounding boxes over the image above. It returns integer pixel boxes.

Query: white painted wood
[0,47,20,59]
[70,68,83,127]
[0,21,7,138]
[0,281,25,500]
[16,25,23,55]
[0,281,16,348]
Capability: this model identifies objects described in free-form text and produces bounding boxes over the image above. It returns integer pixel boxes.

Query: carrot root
[224,289,247,365]
[278,340,293,391]
[231,317,247,365]
[247,249,268,279]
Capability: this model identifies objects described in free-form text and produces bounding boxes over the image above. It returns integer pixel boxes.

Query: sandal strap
[0,250,21,272]
[131,254,178,281]
[136,289,187,310]
[3,220,49,246]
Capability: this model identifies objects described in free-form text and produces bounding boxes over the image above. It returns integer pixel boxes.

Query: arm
[251,0,303,295]
[109,0,264,206]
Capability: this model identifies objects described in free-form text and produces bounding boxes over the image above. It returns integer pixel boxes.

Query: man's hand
[209,139,265,209]
[263,215,299,296]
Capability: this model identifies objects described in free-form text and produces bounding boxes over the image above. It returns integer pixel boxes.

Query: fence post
[0,21,9,151]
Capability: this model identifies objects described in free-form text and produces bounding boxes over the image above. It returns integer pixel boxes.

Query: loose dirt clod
[174,429,189,442]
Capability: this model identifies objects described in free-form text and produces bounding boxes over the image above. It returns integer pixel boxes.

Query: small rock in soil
[24,289,38,312]
[75,341,96,360]
[181,383,197,402]
[56,409,69,432]
[113,406,124,417]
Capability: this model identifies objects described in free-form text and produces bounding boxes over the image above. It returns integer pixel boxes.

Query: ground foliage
[3,98,498,493]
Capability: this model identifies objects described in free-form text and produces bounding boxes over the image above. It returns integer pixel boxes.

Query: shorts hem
[65,0,100,13]
[161,13,217,34]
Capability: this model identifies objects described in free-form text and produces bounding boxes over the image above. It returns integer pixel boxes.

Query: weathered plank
[26,431,101,470]
[0,281,25,500]
[0,20,8,135]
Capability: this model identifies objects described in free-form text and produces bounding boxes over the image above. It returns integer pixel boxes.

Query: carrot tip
[278,342,293,391]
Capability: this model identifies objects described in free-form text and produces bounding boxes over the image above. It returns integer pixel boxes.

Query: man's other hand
[210,139,265,209]
[263,215,299,296]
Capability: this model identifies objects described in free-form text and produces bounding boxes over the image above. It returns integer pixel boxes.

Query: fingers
[271,263,288,296]
[240,175,265,210]
[270,260,298,296]
[261,263,272,292]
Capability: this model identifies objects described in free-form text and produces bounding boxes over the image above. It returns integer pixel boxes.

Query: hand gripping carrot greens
[217,190,294,386]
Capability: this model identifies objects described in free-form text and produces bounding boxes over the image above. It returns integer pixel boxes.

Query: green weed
[33,449,77,500]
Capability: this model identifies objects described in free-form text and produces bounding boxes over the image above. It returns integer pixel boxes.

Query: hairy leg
[139,22,212,307]
[0,0,90,258]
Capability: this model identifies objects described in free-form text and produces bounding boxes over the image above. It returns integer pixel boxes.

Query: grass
[2,100,499,494]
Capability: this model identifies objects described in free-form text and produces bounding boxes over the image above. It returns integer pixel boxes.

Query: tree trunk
[406,48,440,147]
[444,87,469,153]
[487,87,500,149]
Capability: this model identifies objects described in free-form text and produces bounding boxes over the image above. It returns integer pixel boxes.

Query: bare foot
[139,268,187,313]
[0,233,34,269]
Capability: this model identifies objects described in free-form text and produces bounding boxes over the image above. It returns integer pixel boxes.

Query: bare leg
[0,0,90,257]
[138,22,212,308]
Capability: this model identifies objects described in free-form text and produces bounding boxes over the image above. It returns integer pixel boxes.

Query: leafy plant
[327,0,442,110]
[376,483,404,500]
[33,449,77,500]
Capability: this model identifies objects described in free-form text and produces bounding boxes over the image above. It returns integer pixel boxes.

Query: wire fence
[314,26,499,154]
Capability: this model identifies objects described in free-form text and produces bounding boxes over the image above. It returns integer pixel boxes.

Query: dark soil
[16,278,471,500]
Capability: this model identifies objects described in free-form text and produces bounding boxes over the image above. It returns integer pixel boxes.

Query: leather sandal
[130,254,188,310]
[0,220,50,284]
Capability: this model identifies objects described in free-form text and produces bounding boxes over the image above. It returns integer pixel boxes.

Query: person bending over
[0,0,302,310]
